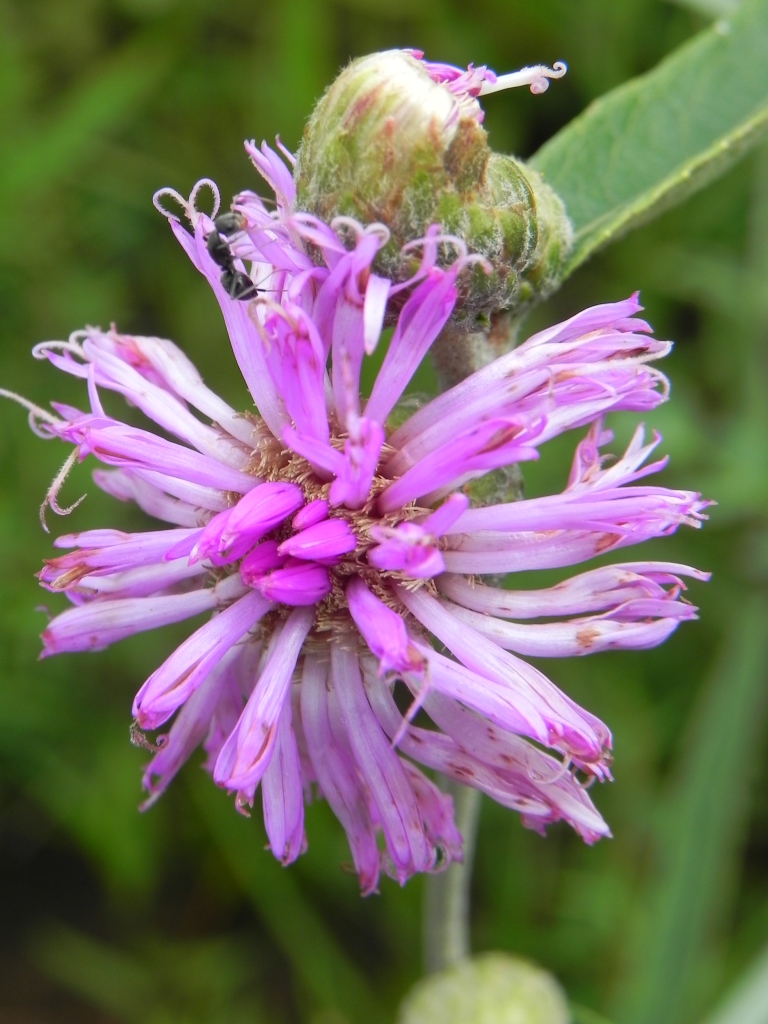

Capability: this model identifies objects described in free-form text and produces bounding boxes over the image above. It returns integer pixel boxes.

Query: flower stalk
[423,783,482,972]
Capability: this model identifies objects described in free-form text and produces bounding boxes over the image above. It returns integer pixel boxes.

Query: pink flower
[11,144,710,894]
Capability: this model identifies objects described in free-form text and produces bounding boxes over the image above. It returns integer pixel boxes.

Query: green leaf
[612,596,768,1024]
[531,0,768,275]
[698,945,768,1024]
[664,0,742,15]
[191,775,383,1024]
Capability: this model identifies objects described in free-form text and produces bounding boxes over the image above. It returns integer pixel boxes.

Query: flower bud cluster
[295,50,573,325]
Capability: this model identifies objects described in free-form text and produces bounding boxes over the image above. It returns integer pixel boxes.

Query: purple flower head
[9,142,710,894]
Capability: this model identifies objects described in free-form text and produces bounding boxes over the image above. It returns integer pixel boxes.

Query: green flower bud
[294,50,572,325]
[397,952,570,1024]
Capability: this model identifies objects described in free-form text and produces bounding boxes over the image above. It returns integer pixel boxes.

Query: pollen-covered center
[205,427,442,637]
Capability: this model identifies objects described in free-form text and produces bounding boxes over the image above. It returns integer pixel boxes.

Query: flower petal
[133,590,273,730]
[300,654,381,894]
[346,577,425,677]
[331,644,431,883]
[214,607,314,791]
[262,697,307,865]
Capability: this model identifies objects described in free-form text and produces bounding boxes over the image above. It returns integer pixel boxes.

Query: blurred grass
[1,1,768,1023]
[615,597,768,1024]
[699,943,768,1024]
[191,776,383,1023]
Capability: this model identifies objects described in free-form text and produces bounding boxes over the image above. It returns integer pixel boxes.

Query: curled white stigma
[479,61,567,97]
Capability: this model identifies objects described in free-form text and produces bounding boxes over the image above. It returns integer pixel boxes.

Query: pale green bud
[397,952,570,1024]
[294,50,572,324]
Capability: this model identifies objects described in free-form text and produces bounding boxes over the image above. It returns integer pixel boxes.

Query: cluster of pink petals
[24,140,710,893]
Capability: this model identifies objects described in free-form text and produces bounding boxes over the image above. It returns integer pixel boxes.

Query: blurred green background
[1,1,767,1022]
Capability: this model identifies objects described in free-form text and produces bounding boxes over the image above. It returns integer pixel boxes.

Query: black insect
[205,212,258,302]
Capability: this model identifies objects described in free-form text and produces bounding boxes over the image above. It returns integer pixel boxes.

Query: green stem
[430,315,518,391]
[423,782,482,973]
